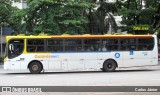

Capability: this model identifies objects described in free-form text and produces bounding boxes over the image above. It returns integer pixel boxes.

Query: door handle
[130,58,134,59]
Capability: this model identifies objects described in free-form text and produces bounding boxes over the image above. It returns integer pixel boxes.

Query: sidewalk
[0,65,3,68]
[0,62,3,69]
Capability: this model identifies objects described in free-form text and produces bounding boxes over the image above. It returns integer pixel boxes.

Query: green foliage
[0,0,26,35]
[1,0,159,35]
[9,8,26,34]
[0,0,12,26]
[89,1,118,34]
[116,0,160,34]
[144,0,160,9]
[23,0,94,35]
[138,9,156,24]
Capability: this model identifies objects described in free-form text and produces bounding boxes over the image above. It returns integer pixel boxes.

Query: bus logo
[130,50,134,55]
[115,53,120,58]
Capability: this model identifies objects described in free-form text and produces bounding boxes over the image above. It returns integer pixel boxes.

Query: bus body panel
[122,51,155,67]
[4,35,158,72]
[97,52,123,67]
[4,60,10,70]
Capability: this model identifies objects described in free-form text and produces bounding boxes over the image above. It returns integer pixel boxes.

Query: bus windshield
[8,39,24,59]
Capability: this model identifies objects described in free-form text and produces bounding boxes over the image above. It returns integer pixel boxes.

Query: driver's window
[8,39,24,59]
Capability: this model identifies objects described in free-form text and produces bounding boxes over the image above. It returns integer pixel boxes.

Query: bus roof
[6,34,154,39]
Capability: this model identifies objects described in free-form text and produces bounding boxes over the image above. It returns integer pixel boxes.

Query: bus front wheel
[29,62,42,74]
[103,60,116,72]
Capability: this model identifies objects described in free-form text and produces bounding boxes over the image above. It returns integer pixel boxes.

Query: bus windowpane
[27,39,44,45]
[64,39,82,52]
[47,39,63,52]
[102,39,119,51]
[120,38,137,51]
[27,39,45,52]
[47,39,63,45]
[138,38,154,51]
[84,39,100,52]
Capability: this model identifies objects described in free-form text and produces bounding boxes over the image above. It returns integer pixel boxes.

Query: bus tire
[103,60,116,72]
[29,61,42,74]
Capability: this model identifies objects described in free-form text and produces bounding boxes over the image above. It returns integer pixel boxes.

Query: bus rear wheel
[103,60,116,72]
[29,62,42,74]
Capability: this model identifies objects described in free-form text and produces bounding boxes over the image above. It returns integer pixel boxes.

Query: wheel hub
[107,63,113,69]
[32,65,38,71]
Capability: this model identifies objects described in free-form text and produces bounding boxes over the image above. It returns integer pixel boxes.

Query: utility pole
[0,26,2,57]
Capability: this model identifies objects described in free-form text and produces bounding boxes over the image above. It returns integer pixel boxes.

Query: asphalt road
[0,66,160,86]
[0,64,160,95]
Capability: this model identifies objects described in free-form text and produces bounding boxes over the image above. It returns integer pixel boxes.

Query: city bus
[4,34,158,74]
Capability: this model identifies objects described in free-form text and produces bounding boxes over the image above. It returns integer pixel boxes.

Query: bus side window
[148,45,153,50]
[33,46,37,52]
[142,45,148,50]
[28,46,37,52]
[85,46,93,51]
[128,45,136,50]
[102,45,107,51]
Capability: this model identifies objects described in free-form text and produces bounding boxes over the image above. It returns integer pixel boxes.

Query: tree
[24,0,94,35]
[0,0,25,35]
[116,0,160,34]
[9,8,26,34]
[88,0,118,34]
[0,0,12,28]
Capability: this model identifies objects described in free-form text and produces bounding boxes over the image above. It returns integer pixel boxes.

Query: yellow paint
[23,39,27,54]
[83,34,91,36]
[35,55,51,58]
[3,57,8,63]
[17,34,25,36]
[133,26,149,30]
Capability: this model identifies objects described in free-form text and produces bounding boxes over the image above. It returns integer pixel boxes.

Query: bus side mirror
[9,44,14,53]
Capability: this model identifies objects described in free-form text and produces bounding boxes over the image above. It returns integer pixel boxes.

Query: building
[0,27,13,56]
[11,0,27,9]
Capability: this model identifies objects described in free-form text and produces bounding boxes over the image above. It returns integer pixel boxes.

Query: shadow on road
[4,69,157,75]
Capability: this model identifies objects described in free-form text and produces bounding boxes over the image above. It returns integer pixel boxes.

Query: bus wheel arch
[28,60,43,74]
[102,59,118,72]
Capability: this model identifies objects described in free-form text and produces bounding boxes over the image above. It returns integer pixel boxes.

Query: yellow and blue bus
[4,34,158,73]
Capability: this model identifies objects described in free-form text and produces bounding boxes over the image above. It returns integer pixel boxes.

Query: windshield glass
[8,39,24,59]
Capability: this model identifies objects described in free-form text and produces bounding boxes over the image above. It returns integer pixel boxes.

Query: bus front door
[8,39,24,70]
